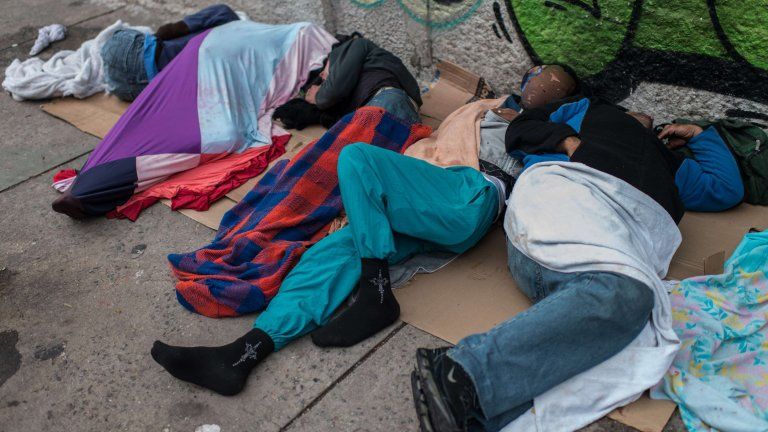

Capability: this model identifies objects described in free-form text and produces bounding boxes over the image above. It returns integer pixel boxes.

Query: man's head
[520,64,580,110]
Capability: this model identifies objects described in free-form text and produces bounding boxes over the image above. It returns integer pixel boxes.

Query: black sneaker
[411,370,436,432]
[413,347,481,432]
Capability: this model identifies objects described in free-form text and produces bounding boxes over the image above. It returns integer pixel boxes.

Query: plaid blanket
[168,107,432,318]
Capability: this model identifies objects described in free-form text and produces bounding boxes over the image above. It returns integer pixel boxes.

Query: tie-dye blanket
[168,107,432,318]
[60,21,335,220]
[652,230,768,431]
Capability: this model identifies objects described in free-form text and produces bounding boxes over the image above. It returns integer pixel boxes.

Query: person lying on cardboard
[148,66,576,397]
[101,3,239,101]
[409,74,744,432]
[272,33,422,128]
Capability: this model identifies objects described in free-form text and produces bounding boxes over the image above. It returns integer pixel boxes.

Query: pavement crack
[0,149,92,194]
[0,6,126,52]
[278,322,408,431]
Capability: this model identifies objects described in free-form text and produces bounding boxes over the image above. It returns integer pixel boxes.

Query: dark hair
[273,98,346,130]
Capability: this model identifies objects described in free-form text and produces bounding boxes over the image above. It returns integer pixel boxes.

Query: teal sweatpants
[254,143,499,349]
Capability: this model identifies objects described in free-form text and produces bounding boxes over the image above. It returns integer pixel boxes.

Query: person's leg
[100,29,149,102]
[446,241,655,426]
[312,143,498,347]
[151,227,431,395]
[365,88,420,124]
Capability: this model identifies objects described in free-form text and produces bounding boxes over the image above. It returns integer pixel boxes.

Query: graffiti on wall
[492,0,768,104]
[350,0,483,29]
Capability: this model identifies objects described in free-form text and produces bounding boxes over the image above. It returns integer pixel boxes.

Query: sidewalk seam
[0,6,126,52]
[278,321,408,431]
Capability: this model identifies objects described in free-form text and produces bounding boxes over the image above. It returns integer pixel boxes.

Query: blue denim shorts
[100,29,149,101]
[365,87,420,124]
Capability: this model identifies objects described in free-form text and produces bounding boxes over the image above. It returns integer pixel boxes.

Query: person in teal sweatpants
[150,142,500,396]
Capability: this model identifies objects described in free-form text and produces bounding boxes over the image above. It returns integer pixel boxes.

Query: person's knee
[338,143,373,178]
[585,274,654,333]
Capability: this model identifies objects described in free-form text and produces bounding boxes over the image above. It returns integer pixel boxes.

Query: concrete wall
[105,0,768,122]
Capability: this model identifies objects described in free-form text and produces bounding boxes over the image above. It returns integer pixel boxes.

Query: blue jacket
[509,97,743,215]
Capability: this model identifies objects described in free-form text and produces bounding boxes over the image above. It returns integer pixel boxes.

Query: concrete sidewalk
[0,1,684,431]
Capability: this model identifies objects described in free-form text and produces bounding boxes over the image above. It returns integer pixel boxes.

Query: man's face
[520,65,576,109]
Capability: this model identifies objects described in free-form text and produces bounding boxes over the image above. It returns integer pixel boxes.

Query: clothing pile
[168,107,431,318]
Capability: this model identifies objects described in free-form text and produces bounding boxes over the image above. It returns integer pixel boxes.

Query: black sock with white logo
[311,258,400,347]
[151,328,274,396]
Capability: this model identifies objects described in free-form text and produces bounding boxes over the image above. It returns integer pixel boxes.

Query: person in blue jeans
[100,4,239,101]
[410,93,744,431]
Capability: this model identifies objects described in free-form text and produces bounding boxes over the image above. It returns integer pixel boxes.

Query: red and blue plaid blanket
[168,107,432,318]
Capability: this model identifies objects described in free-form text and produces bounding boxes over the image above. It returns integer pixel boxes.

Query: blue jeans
[448,238,654,432]
[365,87,420,124]
[100,29,149,101]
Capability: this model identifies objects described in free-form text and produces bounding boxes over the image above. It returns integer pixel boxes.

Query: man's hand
[657,123,704,149]
[319,62,330,80]
[305,84,320,105]
[492,107,519,122]
[557,135,581,157]
[155,21,190,41]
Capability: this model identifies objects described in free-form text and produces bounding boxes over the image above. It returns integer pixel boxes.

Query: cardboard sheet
[160,197,237,230]
[42,93,129,139]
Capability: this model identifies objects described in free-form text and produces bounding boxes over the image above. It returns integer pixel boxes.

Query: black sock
[151,328,274,396]
[311,258,400,347]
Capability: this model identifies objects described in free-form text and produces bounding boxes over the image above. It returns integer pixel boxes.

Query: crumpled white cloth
[29,24,67,56]
[501,161,682,432]
[3,20,151,101]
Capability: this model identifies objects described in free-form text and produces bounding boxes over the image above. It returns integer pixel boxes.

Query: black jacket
[505,97,685,223]
[315,38,422,113]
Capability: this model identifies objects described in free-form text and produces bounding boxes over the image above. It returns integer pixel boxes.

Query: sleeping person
[52,20,335,220]
[101,4,240,101]
[273,34,422,129]
[147,64,584,397]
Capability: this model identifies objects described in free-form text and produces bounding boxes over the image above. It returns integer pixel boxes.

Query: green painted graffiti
[349,0,484,29]
[492,0,768,103]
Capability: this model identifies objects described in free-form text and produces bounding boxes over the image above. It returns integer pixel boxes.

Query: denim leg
[448,241,654,428]
[100,29,149,101]
[365,88,420,124]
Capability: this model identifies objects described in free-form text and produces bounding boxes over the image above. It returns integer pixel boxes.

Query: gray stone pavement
[0,2,685,431]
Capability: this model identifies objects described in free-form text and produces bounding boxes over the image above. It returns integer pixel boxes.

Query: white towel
[501,161,682,432]
[3,20,151,101]
[29,24,67,56]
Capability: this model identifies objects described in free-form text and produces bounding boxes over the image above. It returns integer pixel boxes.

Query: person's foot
[311,258,400,347]
[52,191,87,219]
[412,347,481,432]
[151,328,274,396]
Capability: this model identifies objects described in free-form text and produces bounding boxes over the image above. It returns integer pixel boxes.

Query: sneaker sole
[415,350,463,432]
[411,370,436,432]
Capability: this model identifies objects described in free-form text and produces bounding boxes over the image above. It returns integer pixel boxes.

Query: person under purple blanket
[100,3,239,101]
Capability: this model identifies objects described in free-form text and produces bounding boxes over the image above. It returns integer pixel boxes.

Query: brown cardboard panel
[607,395,677,432]
[394,226,531,343]
[160,197,236,230]
[419,79,475,121]
[41,94,128,139]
